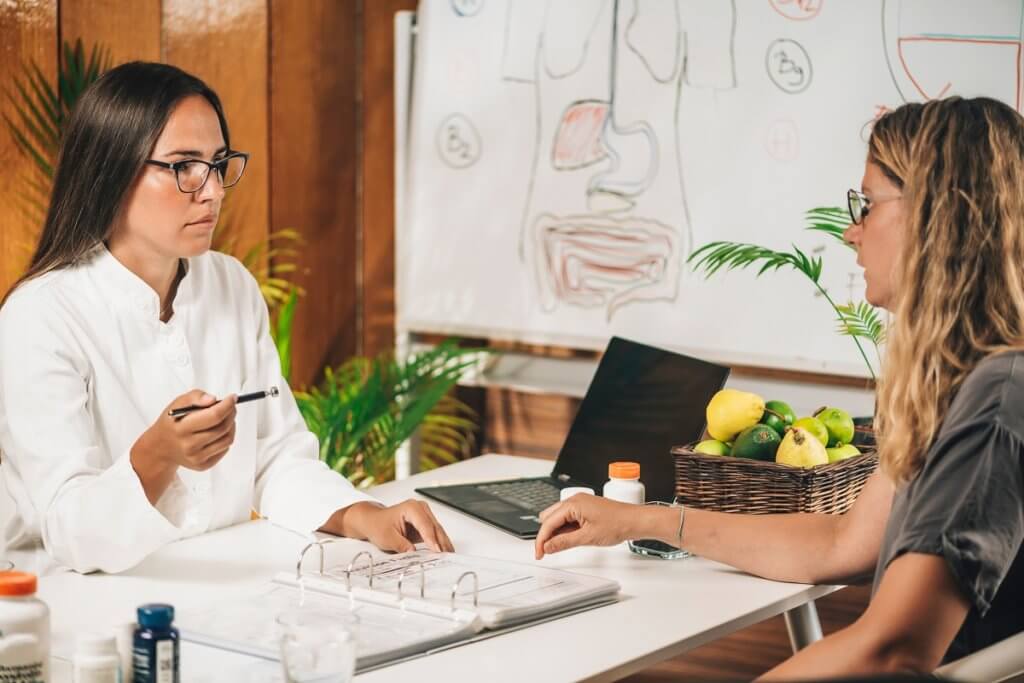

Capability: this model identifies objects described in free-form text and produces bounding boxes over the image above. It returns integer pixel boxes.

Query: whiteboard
[399,0,1024,378]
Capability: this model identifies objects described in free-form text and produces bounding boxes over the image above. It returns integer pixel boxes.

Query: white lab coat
[0,246,377,573]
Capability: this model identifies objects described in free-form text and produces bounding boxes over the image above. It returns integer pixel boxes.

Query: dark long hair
[5,61,229,300]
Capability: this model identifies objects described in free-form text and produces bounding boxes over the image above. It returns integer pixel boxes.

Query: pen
[168,386,280,419]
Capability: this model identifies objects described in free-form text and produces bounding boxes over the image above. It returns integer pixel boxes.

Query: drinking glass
[277,608,358,683]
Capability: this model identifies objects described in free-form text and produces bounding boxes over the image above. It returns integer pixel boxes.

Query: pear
[776,427,828,468]
[706,389,765,442]
[791,416,829,447]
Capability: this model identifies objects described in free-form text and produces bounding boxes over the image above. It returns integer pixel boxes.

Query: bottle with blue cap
[132,604,178,683]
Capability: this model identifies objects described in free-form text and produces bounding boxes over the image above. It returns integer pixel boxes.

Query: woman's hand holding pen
[130,389,238,504]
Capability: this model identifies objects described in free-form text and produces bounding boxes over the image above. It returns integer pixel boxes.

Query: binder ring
[450,570,479,612]
[295,541,325,580]
[345,551,375,592]
[295,538,346,579]
[397,560,426,601]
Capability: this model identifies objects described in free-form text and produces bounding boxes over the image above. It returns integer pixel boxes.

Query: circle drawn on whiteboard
[765,119,800,162]
[766,39,813,94]
[768,0,823,21]
[451,0,484,17]
[437,114,482,169]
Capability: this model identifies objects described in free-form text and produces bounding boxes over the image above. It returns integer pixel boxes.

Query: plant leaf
[835,300,886,346]
[805,206,853,249]
[296,342,491,484]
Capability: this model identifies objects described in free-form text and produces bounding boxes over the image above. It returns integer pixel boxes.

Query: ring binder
[346,550,376,591]
[397,560,426,601]
[180,549,621,674]
[450,571,479,611]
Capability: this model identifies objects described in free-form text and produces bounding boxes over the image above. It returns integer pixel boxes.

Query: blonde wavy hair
[872,97,1024,483]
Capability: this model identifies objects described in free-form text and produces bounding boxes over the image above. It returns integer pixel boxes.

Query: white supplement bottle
[73,633,122,683]
[602,462,645,504]
[0,571,50,683]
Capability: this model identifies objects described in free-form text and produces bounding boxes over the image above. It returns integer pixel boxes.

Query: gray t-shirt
[873,351,1024,662]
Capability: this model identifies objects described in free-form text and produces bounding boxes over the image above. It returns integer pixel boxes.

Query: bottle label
[155,640,173,683]
[133,639,176,683]
[0,633,44,683]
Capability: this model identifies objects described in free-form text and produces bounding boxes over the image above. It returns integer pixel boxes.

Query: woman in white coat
[0,61,454,573]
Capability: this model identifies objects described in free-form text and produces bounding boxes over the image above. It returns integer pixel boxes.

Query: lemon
[706,389,765,442]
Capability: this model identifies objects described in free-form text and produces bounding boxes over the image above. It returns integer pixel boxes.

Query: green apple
[791,416,829,447]
[826,443,860,463]
[815,407,856,447]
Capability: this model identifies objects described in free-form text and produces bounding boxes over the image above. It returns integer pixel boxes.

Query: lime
[731,425,782,461]
[760,400,795,438]
[826,443,860,463]
[694,439,730,456]
[814,407,856,447]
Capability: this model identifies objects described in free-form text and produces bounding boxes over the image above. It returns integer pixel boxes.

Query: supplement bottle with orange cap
[602,462,645,505]
[0,571,50,682]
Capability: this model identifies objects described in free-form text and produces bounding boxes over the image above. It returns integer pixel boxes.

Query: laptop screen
[552,337,729,502]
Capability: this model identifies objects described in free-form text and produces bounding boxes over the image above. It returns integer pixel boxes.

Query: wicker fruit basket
[671,445,879,515]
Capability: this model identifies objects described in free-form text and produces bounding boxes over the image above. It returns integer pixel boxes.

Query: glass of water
[277,608,358,683]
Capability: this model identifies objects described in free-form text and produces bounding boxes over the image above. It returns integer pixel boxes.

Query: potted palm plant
[688,207,882,446]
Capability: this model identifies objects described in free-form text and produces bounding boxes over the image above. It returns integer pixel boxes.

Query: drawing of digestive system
[500,0,736,319]
[883,0,1024,112]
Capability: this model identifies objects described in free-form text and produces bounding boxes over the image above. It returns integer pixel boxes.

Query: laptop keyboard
[478,480,562,512]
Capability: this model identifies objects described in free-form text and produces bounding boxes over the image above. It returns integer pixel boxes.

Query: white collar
[89,244,195,322]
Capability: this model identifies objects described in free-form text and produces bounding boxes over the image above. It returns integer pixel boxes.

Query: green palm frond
[835,300,886,347]
[3,40,111,217]
[688,241,823,283]
[273,289,298,383]
[212,211,305,312]
[294,341,490,487]
[805,206,852,248]
[689,231,878,380]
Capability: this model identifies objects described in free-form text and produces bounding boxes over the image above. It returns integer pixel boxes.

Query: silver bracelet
[675,504,686,547]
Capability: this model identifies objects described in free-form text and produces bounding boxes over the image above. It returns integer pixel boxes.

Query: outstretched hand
[534,494,640,559]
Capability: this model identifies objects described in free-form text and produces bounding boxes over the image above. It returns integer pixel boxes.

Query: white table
[39,454,835,682]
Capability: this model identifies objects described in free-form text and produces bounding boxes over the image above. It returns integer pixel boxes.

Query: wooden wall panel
[59,0,160,64]
[484,389,581,460]
[0,0,58,296]
[270,0,360,387]
[163,0,269,260]
[360,0,417,357]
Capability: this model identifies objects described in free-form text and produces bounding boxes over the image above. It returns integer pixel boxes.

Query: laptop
[416,336,730,538]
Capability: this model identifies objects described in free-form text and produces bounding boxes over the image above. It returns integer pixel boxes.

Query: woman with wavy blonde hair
[532,96,1024,678]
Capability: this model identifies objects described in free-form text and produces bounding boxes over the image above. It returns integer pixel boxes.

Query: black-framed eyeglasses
[145,152,249,193]
[847,188,902,225]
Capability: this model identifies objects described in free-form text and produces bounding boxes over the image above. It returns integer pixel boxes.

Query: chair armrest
[935,630,1024,683]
